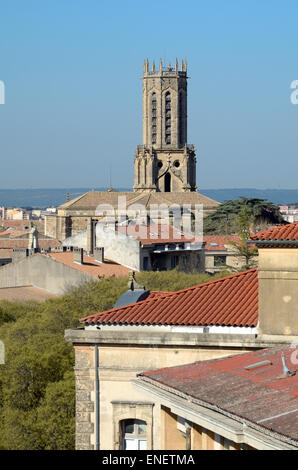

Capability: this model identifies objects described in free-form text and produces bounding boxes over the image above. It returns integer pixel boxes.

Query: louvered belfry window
[151,93,157,144]
[165,92,171,144]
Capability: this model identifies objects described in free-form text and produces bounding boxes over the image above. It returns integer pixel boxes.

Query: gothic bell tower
[133,58,197,193]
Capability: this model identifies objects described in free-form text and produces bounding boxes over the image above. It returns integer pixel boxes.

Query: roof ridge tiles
[251,221,298,241]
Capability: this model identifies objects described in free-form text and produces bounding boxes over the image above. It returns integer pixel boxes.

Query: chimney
[256,238,298,337]
[12,248,29,261]
[94,247,104,263]
[73,247,84,265]
[86,218,94,255]
[28,223,39,251]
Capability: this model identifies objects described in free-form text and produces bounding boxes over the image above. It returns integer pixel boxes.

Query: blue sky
[0,0,297,189]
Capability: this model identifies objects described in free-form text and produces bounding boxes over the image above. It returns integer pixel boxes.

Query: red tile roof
[0,239,61,249]
[251,222,298,241]
[0,229,30,238]
[0,249,12,258]
[46,251,130,279]
[138,346,298,444]
[0,286,57,302]
[203,235,240,251]
[80,268,258,327]
[117,223,196,246]
[1,220,45,231]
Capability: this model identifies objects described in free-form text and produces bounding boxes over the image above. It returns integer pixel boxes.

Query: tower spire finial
[159,58,163,71]
[181,59,184,72]
[175,58,178,71]
[152,60,155,72]
[146,58,149,73]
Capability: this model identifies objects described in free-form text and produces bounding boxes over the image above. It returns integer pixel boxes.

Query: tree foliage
[204,197,286,235]
[226,204,258,270]
[0,269,228,450]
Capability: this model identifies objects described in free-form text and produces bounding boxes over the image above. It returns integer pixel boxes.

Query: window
[152,93,157,144]
[165,92,171,144]
[165,172,171,192]
[121,419,147,450]
[171,255,179,269]
[214,255,227,267]
[143,256,149,270]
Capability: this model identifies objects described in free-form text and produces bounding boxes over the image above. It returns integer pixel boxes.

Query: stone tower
[133,58,197,193]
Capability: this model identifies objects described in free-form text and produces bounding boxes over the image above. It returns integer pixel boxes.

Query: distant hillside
[200,188,298,206]
[0,188,129,208]
[0,187,297,208]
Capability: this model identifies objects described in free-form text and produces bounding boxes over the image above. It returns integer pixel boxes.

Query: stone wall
[74,345,95,450]
[0,254,93,294]
[95,224,141,271]
[258,247,298,336]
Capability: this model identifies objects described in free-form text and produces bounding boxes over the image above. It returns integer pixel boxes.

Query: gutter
[94,345,100,450]
[248,239,298,247]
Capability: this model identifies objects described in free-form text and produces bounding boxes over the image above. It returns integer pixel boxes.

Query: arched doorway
[165,172,171,192]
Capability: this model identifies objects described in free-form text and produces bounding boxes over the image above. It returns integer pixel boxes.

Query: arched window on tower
[151,93,157,144]
[165,172,171,192]
[165,92,171,145]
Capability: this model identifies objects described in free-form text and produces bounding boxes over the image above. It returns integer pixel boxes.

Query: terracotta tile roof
[46,251,130,279]
[146,290,171,300]
[1,220,29,228]
[0,239,61,249]
[251,222,298,241]
[117,223,196,246]
[203,235,241,251]
[0,229,30,238]
[59,191,219,211]
[80,268,258,327]
[1,220,45,232]
[0,249,12,258]
[138,346,298,444]
[0,286,57,302]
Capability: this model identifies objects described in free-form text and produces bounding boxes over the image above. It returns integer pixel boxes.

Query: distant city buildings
[0,206,30,220]
[279,205,298,223]
[0,205,57,221]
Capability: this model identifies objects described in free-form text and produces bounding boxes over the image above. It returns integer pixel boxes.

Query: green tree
[204,197,285,235]
[0,270,230,450]
[227,204,258,270]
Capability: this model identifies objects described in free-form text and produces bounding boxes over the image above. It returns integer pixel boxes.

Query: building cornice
[65,328,297,348]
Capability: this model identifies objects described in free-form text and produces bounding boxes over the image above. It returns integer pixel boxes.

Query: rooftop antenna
[107,165,113,192]
[280,354,296,378]
[282,354,290,375]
